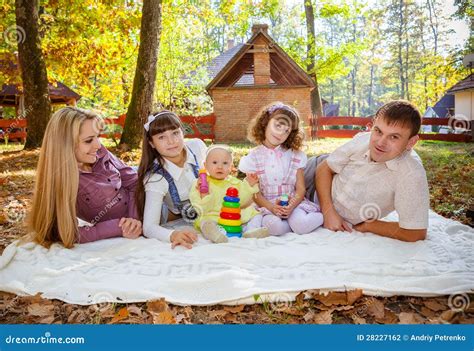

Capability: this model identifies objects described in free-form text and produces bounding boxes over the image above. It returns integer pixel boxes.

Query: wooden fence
[2,114,471,143]
[0,113,216,143]
[311,116,472,142]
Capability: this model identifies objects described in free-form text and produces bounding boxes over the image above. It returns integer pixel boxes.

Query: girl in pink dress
[238,102,323,236]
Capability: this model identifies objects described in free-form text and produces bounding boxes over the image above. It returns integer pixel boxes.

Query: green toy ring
[222,201,240,208]
[219,224,242,233]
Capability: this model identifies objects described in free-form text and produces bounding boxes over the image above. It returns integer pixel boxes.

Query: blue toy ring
[224,196,240,203]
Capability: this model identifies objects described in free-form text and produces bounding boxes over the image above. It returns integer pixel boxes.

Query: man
[305,100,429,242]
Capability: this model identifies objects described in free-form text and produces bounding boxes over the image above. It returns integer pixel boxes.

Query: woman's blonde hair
[29,107,101,248]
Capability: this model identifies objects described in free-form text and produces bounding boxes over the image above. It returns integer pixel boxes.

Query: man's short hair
[374,100,422,138]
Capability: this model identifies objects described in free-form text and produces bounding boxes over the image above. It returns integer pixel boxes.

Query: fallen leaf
[420,306,436,319]
[458,316,474,324]
[423,299,446,312]
[303,310,315,322]
[351,314,367,324]
[224,305,245,313]
[365,299,385,319]
[295,291,305,306]
[127,305,143,317]
[209,309,229,319]
[279,307,305,316]
[21,293,47,304]
[312,289,363,307]
[334,305,355,311]
[398,312,424,324]
[224,313,237,323]
[67,310,85,323]
[440,309,456,322]
[39,315,55,324]
[175,313,187,323]
[313,310,333,324]
[376,309,398,324]
[27,303,54,317]
[147,299,176,324]
[109,307,129,324]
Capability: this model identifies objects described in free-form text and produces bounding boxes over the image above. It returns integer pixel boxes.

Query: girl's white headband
[143,111,175,132]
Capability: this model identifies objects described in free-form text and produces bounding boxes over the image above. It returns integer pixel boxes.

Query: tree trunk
[120,0,162,149]
[15,0,51,149]
[398,0,406,99]
[304,0,324,120]
[368,65,374,111]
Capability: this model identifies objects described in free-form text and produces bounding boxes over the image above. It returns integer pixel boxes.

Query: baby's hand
[196,179,210,198]
[246,173,259,187]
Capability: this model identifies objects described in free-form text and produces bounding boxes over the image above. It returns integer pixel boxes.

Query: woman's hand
[170,228,198,249]
[119,218,142,238]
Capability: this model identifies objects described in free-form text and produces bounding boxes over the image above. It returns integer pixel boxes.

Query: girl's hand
[245,173,259,187]
[279,195,302,218]
[119,218,142,238]
[170,229,198,249]
[270,199,287,218]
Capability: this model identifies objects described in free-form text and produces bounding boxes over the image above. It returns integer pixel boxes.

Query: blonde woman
[29,107,141,248]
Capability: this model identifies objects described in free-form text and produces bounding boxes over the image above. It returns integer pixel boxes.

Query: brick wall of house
[253,36,271,86]
[210,86,313,142]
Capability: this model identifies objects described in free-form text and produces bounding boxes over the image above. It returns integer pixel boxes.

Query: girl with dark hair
[136,110,207,249]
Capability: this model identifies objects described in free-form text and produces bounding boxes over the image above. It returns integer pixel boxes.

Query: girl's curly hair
[247,102,304,150]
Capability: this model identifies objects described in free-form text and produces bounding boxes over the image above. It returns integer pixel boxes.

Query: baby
[189,145,269,243]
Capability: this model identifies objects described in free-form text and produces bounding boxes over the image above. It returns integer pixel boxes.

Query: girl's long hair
[29,107,101,248]
[136,111,184,220]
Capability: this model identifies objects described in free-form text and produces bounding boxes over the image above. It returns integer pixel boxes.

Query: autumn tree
[304,0,323,118]
[15,0,51,149]
[120,0,162,148]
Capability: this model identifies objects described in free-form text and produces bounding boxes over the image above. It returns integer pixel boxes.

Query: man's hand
[323,208,352,232]
[353,221,368,233]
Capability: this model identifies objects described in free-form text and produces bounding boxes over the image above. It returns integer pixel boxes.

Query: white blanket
[0,210,472,306]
